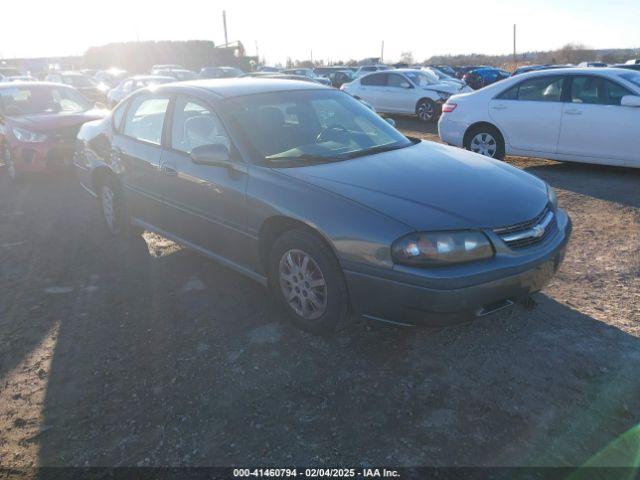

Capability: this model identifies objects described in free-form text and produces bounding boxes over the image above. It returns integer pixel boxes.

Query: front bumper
[344,210,572,326]
[8,141,75,173]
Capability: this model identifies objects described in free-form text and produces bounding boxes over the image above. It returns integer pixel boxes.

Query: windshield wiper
[265,154,340,164]
[340,142,410,159]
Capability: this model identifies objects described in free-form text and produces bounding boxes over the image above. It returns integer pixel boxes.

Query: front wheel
[465,125,505,160]
[269,229,349,334]
[416,98,437,123]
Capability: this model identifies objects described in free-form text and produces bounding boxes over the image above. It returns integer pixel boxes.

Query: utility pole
[223,10,229,47]
[513,24,517,66]
[381,41,384,63]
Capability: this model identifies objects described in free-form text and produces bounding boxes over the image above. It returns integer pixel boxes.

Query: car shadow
[33,230,640,467]
[518,161,640,209]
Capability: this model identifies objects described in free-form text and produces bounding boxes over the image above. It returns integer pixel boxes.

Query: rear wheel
[97,175,142,237]
[465,125,505,160]
[269,229,349,334]
[416,98,437,123]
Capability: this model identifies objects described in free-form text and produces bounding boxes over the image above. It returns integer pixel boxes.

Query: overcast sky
[2,0,639,64]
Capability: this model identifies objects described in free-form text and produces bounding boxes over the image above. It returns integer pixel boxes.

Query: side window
[604,79,632,105]
[122,95,170,145]
[171,96,231,154]
[112,101,127,132]
[497,85,518,100]
[570,76,631,106]
[517,76,563,101]
[387,74,410,88]
[361,73,387,86]
[498,76,564,102]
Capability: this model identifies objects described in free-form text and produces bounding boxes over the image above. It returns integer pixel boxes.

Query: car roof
[153,78,328,98]
[0,81,75,89]
[130,75,175,81]
[520,67,633,77]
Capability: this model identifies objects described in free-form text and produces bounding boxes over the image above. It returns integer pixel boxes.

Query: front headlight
[392,230,494,267]
[547,184,558,209]
[12,127,47,143]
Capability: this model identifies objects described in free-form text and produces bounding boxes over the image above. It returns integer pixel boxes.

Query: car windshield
[619,72,640,88]
[404,71,438,86]
[65,75,96,87]
[223,89,412,165]
[0,86,92,115]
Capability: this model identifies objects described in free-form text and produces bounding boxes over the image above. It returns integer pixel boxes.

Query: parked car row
[438,67,640,168]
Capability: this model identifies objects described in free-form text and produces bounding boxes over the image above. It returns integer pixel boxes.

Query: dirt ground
[0,119,638,470]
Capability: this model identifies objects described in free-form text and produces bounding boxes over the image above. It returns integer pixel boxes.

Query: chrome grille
[494,206,557,249]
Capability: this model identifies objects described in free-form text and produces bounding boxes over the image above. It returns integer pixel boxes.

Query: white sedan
[107,75,174,108]
[342,69,472,122]
[438,67,640,168]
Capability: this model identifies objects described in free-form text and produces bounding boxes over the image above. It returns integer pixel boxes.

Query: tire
[96,174,142,237]
[416,98,437,123]
[269,229,349,334]
[465,125,505,160]
[3,145,22,182]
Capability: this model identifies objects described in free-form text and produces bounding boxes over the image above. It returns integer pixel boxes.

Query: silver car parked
[75,79,571,333]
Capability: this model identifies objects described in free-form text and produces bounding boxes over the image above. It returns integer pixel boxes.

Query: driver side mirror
[191,144,232,167]
[94,101,107,110]
[400,82,412,89]
[385,117,396,127]
[621,95,640,107]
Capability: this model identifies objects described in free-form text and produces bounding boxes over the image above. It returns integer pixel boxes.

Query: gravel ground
[0,120,638,470]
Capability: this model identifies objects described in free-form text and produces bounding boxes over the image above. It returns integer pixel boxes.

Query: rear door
[114,92,171,228]
[158,94,251,265]
[357,73,388,112]
[557,74,639,165]
[489,75,565,153]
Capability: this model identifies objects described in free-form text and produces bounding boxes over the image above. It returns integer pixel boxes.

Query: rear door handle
[161,164,178,176]
[491,104,507,110]
[564,109,582,115]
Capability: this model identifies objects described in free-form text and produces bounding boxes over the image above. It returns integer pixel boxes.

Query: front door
[382,73,416,114]
[557,75,640,165]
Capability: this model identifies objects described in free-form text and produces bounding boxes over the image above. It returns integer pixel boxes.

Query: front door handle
[161,164,178,176]
[564,109,582,115]
[491,104,507,110]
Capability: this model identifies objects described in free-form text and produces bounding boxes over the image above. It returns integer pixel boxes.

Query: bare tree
[399,51,414,65]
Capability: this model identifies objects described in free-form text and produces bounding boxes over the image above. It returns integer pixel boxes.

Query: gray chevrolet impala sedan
[74,79,571,333]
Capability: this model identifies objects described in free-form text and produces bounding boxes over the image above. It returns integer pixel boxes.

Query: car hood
[9,109,108,132]
[423,82,466,94]
[278,141,549,231]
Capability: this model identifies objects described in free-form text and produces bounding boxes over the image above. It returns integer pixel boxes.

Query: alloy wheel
[278,249,327,320]
[417,101,434,121]
[470,132,497,157]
